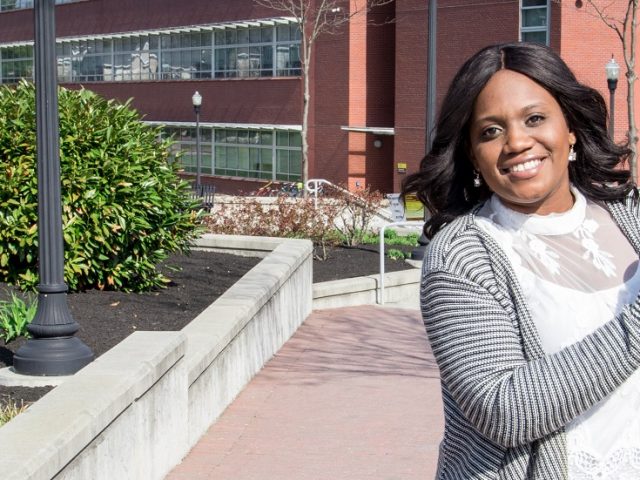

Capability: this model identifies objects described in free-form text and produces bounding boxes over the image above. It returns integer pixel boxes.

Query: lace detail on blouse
[475,187,640,480]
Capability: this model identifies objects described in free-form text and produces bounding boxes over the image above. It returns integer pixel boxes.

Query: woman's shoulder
[424,211,489,273]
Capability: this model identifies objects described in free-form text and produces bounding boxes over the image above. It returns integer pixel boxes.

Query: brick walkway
[166,305,443,480]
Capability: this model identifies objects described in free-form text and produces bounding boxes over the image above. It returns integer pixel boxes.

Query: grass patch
[0,398,28,427]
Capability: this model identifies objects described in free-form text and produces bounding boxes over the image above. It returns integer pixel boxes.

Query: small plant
[0,291,37,343]
[0,398,28,427]
[387,248,408,261]
[360,229,420,247]
[333,186,384,246]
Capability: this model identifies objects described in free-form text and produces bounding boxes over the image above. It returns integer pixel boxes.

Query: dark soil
[0,244,416,410]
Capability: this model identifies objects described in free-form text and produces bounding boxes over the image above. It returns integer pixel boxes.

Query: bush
[0,81,201,292]
[204,196,342,260]
[332,186,384,246]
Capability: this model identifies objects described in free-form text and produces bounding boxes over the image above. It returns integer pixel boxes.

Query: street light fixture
[192,91,202,192]
[13,0,93,375]
[605,56,620,139]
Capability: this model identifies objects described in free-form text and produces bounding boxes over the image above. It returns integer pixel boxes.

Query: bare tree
[254,0,392,191]
[581,0,638,181]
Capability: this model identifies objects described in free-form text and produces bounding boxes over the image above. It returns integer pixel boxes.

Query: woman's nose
[503,126,534,154]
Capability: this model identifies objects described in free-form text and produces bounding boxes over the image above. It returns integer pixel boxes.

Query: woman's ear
[569,131,576,146]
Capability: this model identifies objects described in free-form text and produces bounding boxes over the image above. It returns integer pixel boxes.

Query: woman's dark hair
[402,42,633,239]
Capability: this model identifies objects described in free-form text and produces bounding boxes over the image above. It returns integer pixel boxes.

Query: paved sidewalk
[166,305,443,480]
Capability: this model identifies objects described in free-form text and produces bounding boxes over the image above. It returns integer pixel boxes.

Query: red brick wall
[364,2,396,193]
[309,0,395,194]
[308,0,350,189]
[557,1,635,149]
[393,0,428,193]
[72,78,302,125]
[347,0,368,191]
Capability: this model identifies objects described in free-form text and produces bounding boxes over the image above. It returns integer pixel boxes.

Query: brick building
[0,0,635,194]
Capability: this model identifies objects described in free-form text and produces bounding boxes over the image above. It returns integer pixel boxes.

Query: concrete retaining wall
[0,234,313,480]
[312,268,421,310]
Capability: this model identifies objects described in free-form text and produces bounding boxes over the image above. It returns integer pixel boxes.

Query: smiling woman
[403,43,640,480]
[469,69,576,215]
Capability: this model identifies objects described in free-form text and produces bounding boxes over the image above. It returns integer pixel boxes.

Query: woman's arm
[422,269,640,448]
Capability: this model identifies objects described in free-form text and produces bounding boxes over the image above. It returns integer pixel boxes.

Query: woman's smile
[500,156,545,176]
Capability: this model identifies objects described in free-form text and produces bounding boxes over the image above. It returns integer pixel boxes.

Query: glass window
[216,146,227,168]
[227,147,238,169]
[1,0,82,12]
[159,126,300,182]
[249,28,261,44]
[290,132,302,147]
[522,8,547,27]
[277,25,290,41]
[521,31,547,44]
[0,21,300,84]
[520,0,549,46]
[260,131,273,145]
[238,147,250,170]
[261,26,273,43]
[276,131,289,147]
[237,29,249,45]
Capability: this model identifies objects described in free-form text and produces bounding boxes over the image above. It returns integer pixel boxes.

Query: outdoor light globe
[606,57,620,81]
[192,91,202,107]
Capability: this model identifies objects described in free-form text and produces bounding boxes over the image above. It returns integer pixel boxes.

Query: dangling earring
[568,144,577,162]
[473,170,482,187]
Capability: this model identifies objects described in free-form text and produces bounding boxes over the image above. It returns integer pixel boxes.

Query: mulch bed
[0,244,417,410]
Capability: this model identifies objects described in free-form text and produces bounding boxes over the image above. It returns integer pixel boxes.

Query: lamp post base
[13,336,94,376]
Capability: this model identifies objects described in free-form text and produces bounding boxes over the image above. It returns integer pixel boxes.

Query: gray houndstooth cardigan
[421,196,640,479]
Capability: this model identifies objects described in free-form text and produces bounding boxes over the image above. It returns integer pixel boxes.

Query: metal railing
[304,179,394,222]
[378,221,425,305]
[189,183,216,209]
[305,178,342,207]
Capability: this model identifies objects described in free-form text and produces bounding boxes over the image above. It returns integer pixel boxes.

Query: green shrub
[360,229,420,246]
[386,248,409,261]
[0,291,36,343]
[0,80,201,292]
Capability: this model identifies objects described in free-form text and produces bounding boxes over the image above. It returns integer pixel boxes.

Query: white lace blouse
[475,187,640,479]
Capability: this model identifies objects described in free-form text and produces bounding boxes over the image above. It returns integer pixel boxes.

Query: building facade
[0,0,635,194]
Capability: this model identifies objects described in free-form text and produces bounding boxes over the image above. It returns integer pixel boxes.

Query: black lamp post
[13,0,93,376]
[605,56,620,139]
[192,91,202,191]
[410,0,437,261]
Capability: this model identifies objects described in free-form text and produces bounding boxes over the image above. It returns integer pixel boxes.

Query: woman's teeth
[509,159,541,173]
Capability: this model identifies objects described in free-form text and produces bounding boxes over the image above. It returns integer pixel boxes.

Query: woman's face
[468,69,576,215]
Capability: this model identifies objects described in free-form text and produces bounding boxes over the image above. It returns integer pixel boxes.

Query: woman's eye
[527,114,545,125]
[481,126,501,139]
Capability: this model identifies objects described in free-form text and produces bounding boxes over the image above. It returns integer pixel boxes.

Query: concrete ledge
[0,234,313,480]
[184,235,312,444]
[313,268,421,309]
[0,331,186,480]
[193,233,287,257]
